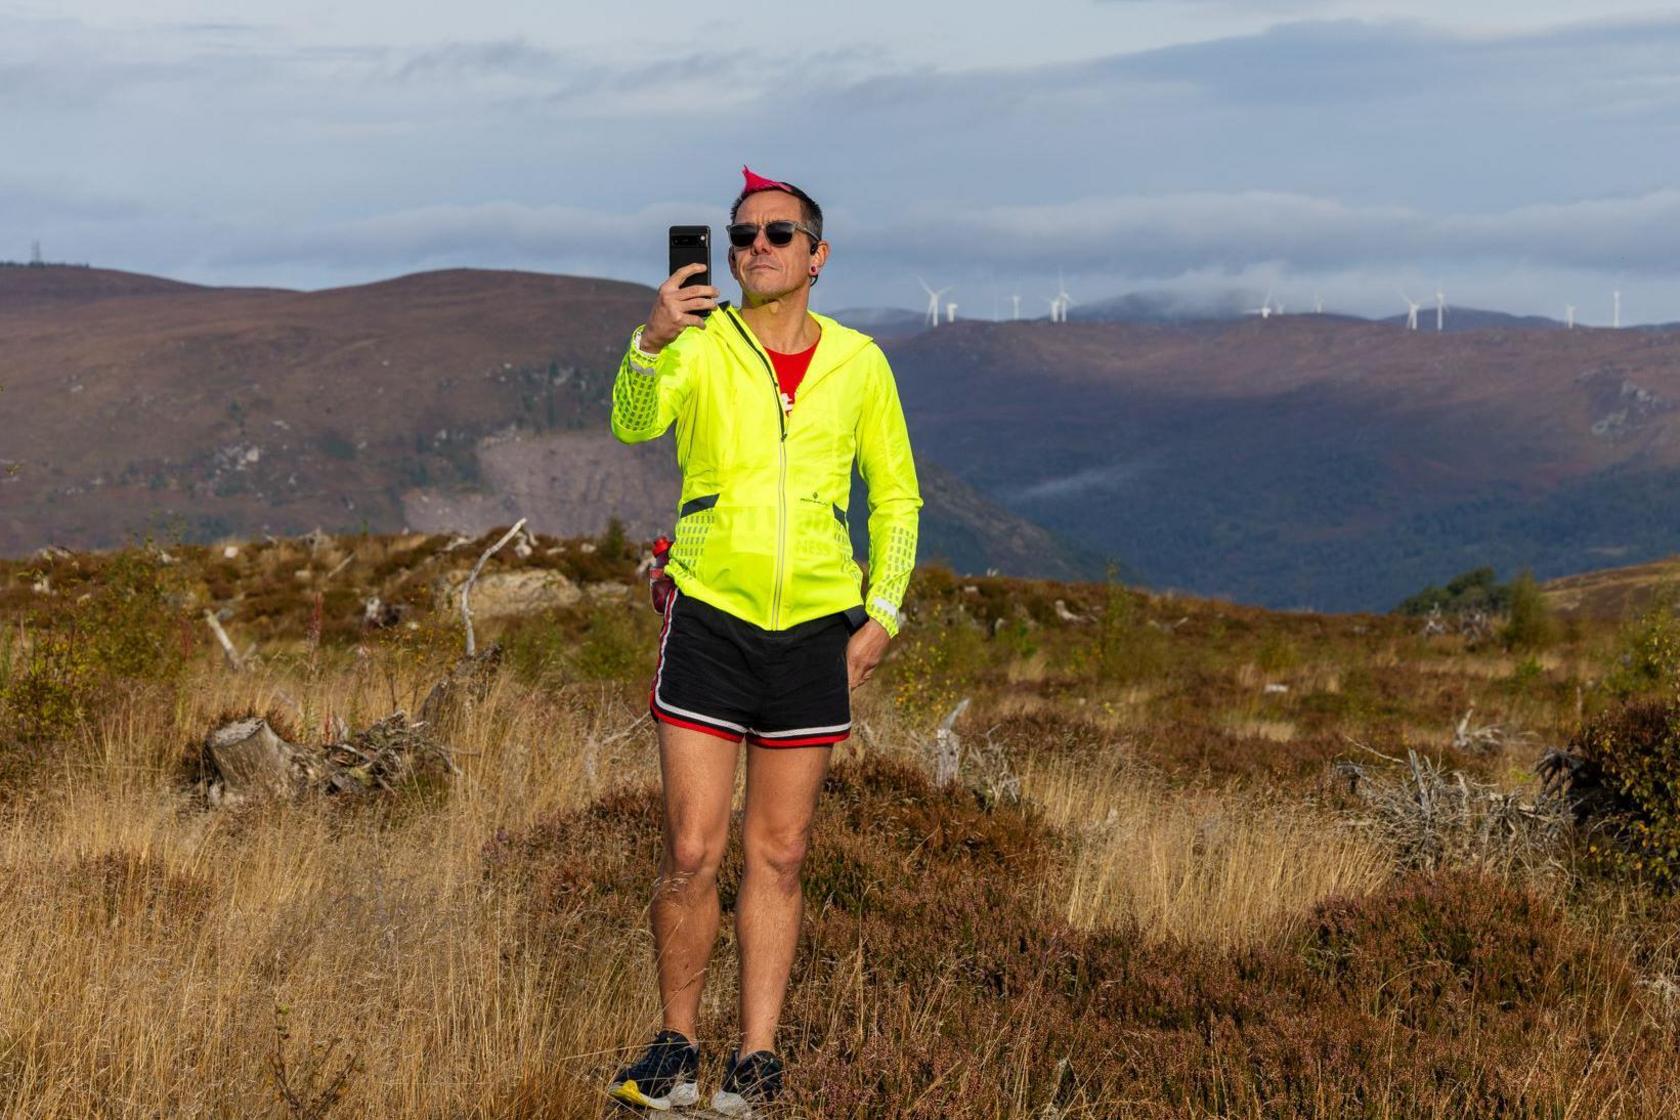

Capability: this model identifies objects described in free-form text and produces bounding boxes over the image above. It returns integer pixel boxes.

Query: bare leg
[736,742,832,1055]
[652,722,739,1040]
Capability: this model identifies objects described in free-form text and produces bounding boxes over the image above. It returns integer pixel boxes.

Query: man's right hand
[640,264,718,355]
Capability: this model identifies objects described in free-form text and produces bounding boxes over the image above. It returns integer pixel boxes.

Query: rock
[1053,599,1087,623]
[363,595,407,629]
[434,568,582,618]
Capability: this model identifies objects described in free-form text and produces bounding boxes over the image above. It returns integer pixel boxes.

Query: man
[605,167,920,1114]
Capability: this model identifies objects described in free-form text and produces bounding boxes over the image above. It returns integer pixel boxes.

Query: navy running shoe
[607,1029,701,1111]
[710,1049,783,1117]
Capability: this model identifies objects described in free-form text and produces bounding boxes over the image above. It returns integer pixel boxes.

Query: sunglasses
[726,220,820,249]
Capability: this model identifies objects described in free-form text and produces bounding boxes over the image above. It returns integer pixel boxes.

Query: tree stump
[204,717,318,806]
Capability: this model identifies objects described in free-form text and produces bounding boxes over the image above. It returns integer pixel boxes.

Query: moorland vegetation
[2,530,1680,1117]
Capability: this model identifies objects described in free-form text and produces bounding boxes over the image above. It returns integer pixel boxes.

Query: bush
[1065,568,1166,685]
[1603,598,1680,699]
[0,547,189,750]
[1566,698,1680,889]
[1501,570,1556,651]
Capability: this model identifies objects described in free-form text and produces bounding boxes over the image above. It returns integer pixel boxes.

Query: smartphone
[668,226,712,319]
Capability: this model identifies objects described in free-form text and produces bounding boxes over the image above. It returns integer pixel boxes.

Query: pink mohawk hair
[741,165,793,194]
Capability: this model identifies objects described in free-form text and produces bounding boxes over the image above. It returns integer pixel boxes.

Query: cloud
[859,188,1680,278]
[6,11,1680,320]
[206,199,712,284]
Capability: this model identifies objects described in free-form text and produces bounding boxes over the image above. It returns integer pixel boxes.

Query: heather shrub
[1566,698,1680,889]
[1305,872,1595,1029]
[483,756,1677,1117]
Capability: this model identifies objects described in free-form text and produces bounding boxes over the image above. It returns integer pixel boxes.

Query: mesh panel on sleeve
[870,523,917,611]
[612,368,661,434]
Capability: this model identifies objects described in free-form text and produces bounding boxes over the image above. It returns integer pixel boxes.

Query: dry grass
[0,658,663,1118]
[1222,714,1299,742]
[1022,752,1391,948]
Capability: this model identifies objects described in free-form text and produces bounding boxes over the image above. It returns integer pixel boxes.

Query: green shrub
[1078,567,1167,684]
[574,603,652,682]
[1501,570,1556,652]
[1,628,96,747]
[0,547,188,750]
[1603,598,1680,699]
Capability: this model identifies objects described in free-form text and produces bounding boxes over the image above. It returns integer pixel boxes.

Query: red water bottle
[648,535,675,613]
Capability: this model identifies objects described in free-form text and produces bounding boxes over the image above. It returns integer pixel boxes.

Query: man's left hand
[846,619,891,691]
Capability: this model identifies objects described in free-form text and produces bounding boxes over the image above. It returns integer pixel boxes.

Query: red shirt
[766,342,818,413]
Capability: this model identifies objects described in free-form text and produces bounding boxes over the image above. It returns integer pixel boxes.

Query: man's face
[727,190,827,302]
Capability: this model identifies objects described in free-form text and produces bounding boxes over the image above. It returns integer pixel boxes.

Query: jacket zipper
[723,307,790,628]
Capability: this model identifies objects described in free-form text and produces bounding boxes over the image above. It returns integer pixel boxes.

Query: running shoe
[710,1049,784,1117]
[607,1029,701,1111]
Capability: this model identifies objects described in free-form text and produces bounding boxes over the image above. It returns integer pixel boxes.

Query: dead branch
[460,518,527,657]
[203,609,242,672]
[932,697,971,785]
[1337,747,1570,878]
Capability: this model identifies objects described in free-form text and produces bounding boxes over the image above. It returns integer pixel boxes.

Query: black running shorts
[649,588,858,747]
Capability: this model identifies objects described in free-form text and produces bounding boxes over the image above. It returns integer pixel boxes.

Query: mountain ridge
[0,265,1084,580]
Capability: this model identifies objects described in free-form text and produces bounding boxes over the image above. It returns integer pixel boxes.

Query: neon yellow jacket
[611,304,920,637]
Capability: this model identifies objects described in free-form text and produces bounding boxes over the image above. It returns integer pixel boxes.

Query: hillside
[17,264,1680,608]
[0,266,1083,578]
[1542,553,1680,619]
[888,316,1680,609]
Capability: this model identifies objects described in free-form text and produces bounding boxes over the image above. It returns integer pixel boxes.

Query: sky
[4,1,1680,322]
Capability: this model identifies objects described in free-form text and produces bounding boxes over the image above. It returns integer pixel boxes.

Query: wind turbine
[1044,296,1062,323]
[1400,291,1422,331]
[1565,304,1576,330]
[1613,289,1622,329]
[918,278,951,328]
[946,301,958,324]
[1010,293,1021,321]
[1248,288,1275,319]
[1054,274,1075,323]
[1435,286,1446,332]
[1314,291,1324,314]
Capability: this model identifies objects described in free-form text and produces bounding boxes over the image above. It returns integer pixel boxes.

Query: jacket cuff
[627,326,661,371]
[865,596,902,638]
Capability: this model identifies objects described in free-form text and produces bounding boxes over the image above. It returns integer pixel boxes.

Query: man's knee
[745,828,811,889]
[661,829,726,890]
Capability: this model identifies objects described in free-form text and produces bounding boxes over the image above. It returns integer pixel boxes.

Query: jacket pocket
[680,493,720,518]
